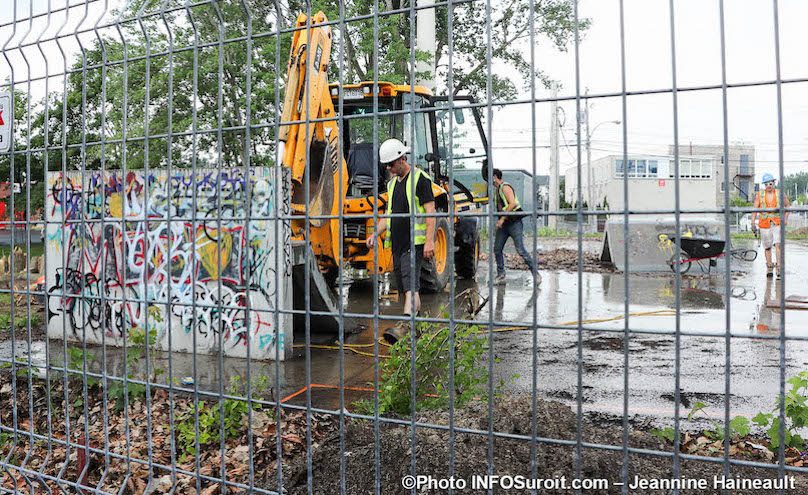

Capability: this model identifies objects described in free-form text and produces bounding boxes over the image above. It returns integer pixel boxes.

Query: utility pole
[549,83,559,229]
[585,88,592,214]
[415,0,436,92]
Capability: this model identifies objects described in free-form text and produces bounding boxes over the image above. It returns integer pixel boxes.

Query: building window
[669,158,712,179]
[636,159,647,177]
[700,159,714,178]
[627,160,638,177]
[616,158,660,178]
[740,154,750,175]
[615,159,624,177]
[739,180,749,200]
[680,159,692,177]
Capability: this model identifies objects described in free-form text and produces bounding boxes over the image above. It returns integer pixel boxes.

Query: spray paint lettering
[46,168,292,360]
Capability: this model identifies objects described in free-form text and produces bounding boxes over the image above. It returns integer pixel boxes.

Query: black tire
[322,266,339,287]
[669,250,692,274]
[455,231,480,279]
[420,217,451,294]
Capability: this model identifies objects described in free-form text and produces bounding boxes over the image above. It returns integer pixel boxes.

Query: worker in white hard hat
[366,138,436,341]
[752,172,790,277]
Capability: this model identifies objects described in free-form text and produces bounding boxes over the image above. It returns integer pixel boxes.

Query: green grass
[535,227,603,239]
[0,313,42,332]
[731,232,808,241]
[480,228,603,241]
[0,243,45,259]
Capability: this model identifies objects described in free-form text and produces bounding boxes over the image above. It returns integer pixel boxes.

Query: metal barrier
[1,1,807,494]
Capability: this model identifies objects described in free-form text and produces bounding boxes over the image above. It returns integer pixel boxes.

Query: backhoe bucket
[292,241,340,334]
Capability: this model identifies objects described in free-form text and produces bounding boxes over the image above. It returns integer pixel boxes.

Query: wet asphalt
[4,237,808,427]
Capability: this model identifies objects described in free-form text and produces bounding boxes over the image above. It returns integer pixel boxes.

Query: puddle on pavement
[5,240,808,419]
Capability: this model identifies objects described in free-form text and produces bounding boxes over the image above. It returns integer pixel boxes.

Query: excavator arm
[279,12,349,268]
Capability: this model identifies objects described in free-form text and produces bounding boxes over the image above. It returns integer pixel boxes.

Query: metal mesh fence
[1,0,807,493]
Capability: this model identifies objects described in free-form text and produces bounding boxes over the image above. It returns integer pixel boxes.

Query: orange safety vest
[756,189,780,229]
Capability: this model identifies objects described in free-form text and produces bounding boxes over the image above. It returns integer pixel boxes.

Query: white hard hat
[379,138,409,164]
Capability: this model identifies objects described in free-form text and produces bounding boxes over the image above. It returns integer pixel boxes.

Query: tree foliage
[782,172,808,199]
[314,0,586,100]
[2,0,586,184]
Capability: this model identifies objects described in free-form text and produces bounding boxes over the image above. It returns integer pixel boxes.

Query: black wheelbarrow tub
[670,237,726,259]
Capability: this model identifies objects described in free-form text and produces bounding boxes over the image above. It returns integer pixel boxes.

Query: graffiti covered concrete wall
[45,167,292,360]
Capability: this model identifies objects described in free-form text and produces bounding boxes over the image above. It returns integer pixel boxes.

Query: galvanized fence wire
[1,0,808,494]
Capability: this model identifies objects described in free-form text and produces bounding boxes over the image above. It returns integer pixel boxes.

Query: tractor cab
[329,81,489,204]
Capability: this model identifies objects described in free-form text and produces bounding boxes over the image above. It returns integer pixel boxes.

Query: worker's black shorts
[393,245,424,294]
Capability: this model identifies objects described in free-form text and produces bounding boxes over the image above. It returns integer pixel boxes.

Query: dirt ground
[289,396,808,494]
[4,378,806,494]
[0,291,47,342]
[480,247,615,274]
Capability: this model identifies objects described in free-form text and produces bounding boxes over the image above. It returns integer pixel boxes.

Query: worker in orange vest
[751,173,790,277]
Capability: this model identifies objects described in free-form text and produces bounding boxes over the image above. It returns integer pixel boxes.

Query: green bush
[752,371,808,450]
[354,321,492,416]
[175,376,268,461]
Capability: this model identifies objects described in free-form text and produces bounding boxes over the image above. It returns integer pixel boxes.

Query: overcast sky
[2,0,807,184]
[491,0,808,183]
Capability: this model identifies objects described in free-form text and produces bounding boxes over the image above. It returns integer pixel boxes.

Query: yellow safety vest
[497,181,521,211]
[384,167,430,248]
[757,189,780,228]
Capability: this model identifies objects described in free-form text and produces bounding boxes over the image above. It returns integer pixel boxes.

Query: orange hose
[281,383,376,403]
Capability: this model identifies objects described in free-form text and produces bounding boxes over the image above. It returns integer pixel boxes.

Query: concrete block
[45,167,293,360]
[603,215,726,273]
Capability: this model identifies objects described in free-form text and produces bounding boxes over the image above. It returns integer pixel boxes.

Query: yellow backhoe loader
[279,12,490,331]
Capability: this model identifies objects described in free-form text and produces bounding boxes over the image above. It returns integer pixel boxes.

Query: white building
[668,144,756,206]
[565,154,718,212]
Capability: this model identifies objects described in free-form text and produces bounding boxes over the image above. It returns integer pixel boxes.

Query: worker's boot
[766,262,774,278]
[383,319,412,345]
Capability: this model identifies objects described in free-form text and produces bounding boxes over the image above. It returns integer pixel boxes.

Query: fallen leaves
[0,377,340,493]
[679,430,808,466]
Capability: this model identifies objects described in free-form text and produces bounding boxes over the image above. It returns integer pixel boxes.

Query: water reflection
[753,277,784,334]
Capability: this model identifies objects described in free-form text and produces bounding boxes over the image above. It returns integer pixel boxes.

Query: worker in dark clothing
[366,138,436,341]
[492,168,540,285]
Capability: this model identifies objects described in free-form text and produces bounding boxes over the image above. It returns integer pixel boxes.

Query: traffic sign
[0,92,11,153]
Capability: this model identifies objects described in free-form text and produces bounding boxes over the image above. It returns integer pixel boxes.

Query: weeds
[752,371,808,450]
[0,313,41,332]
[107,327,159,412]
[354,320,494,416]
[650,426,675,442]
[175,376,268,461]
[652,371,808,453]
[0,431,11,449]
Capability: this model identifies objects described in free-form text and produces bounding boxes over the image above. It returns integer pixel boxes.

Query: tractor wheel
[455,227,480,280]
[322,266,339,287]
[420,217,451,293]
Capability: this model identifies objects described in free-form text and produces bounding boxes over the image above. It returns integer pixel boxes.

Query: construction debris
[480,248,615,273]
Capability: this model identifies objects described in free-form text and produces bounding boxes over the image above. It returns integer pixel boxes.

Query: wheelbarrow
[665,236,757,274]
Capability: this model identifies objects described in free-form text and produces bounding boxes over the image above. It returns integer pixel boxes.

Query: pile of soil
[3,378,805,494]
[480,248,615,274]
[291,396,808,494]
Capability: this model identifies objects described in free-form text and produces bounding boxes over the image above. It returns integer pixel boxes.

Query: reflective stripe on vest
[384,167,429,248]
[498,181,521,211]
[757,189,780,228]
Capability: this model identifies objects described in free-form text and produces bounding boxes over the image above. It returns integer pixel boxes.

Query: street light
[586,119,621,212]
